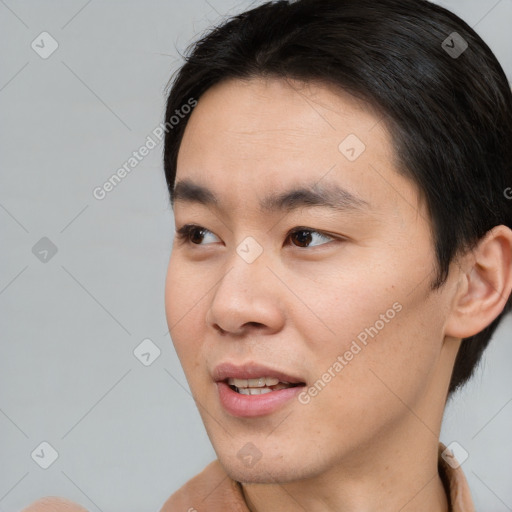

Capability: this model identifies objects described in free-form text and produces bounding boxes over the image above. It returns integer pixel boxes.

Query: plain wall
[1,0,511,510]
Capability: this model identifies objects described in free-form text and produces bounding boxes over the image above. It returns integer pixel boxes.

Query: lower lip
[217,381,304,417]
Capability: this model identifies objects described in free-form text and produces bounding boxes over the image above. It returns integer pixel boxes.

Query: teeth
[248,377,265,387]
[226,376,299,395]
[229,378,248,388]
[238,387,273,395]
[228,377,280,388]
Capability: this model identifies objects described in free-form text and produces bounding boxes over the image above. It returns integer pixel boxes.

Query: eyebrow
[171,178,371,214]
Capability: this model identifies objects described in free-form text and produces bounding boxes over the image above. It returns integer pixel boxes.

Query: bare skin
[165,76,512,512]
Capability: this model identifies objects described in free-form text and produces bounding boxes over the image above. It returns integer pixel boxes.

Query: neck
[241,429,449,512]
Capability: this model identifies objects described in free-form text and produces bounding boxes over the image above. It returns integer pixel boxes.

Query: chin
[219,453,321,484]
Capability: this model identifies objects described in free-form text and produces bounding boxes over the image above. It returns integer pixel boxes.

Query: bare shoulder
[21,497,89,512]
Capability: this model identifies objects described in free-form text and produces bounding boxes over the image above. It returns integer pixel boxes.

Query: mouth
[213,362,306,417]
[226,377,303,395]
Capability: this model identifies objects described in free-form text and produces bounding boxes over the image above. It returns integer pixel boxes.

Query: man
[24,0,512,510]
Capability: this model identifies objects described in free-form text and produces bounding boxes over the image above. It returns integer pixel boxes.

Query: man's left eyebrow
[260,183,371,214]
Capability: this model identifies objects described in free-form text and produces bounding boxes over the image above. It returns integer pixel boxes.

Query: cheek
[291,261,442,403]
[320,295,443,423]
[296,242,435,354]
[287,263,401,357]
[164,256,207,363]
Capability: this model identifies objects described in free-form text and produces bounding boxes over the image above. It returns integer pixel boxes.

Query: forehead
[175,76,420,217]
[178,76,387,156]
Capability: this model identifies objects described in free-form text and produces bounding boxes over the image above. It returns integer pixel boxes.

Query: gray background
[1,0,511,511]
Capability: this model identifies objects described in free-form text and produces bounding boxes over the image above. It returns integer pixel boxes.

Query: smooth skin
[165,76,512,512]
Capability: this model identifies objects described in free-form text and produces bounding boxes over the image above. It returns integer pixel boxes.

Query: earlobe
[445,225,512,339]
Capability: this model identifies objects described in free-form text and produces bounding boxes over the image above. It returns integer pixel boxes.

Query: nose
[205,247,286,336]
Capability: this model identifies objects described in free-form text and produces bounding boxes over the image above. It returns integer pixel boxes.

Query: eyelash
[175,224,337,249]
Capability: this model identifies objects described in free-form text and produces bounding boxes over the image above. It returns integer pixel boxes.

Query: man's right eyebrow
[171,179,218,208]
[171,178,371,215]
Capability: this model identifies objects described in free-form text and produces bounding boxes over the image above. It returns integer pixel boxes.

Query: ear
[445,225,512,339]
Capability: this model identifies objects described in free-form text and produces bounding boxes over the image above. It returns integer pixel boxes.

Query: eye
[175,224,220,245]
[175,224,336,248]
[286,227,335,248]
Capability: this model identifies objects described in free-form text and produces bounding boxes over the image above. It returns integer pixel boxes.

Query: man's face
[165,77,459,483]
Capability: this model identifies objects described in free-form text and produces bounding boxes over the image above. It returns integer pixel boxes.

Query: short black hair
[162,0,512,397]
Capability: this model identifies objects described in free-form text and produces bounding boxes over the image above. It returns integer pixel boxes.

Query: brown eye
[287,228,334,248]
[289,229,313,248]
[175,225,219,245]
[189,227,207,244]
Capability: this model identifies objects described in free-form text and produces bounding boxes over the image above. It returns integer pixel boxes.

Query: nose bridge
[219,234,272,302]
[235,234,266,267]
[207,234,284,333]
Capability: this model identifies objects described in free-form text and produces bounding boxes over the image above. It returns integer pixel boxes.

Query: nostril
[245,321,266,329]
[212,323,226,334]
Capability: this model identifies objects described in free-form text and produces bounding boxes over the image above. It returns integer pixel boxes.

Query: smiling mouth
[227,376,304,395]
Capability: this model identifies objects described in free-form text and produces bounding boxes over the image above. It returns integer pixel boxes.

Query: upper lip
[213,361,305,384]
